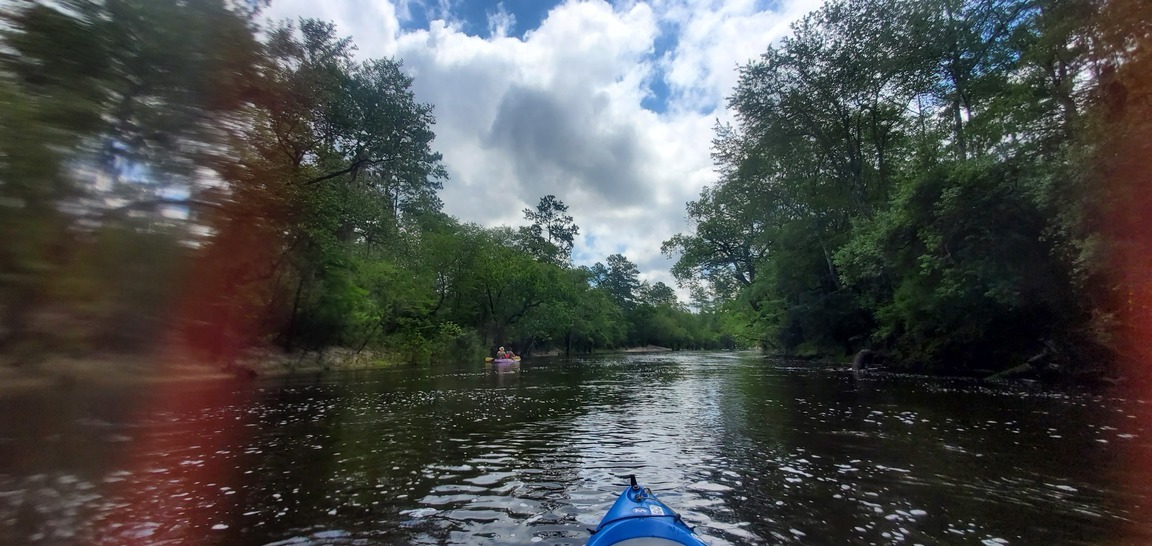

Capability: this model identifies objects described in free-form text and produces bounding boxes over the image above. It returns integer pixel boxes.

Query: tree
[591,254,641,310]
[1068,0,1152,377]
[521,194,580,265]
[178,18,449,359]
[0,2,736,366]
[643,282,679,308]
[667,0,1131,371]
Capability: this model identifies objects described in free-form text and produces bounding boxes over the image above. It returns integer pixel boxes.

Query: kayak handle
[612,474,640,488]
[615,474,650,502]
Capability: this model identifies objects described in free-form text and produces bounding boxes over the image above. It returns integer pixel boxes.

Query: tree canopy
[0,1,730,365]
[4,0,1139,377]
[666,0,1150,378]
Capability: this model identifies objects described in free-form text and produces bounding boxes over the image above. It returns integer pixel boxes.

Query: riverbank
[0,346,392,397]
[0,343,689,395]
[621,344,673,353]
[0,354,232,395]
[526,345,674,357]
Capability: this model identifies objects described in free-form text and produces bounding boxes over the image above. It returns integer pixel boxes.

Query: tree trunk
[283,275,306,351]
[952,97,967,160]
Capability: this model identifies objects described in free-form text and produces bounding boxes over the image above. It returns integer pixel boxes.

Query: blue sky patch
[397,1,680,113]
[400,0,565,38]
[641,20,678,113]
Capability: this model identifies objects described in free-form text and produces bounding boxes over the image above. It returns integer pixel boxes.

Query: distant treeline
[0,0,735,366]
[664,0,1151,377]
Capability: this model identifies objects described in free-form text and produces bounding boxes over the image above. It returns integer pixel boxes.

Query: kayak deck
[587,477,707,546]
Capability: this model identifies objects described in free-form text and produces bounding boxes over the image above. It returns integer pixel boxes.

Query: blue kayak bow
[586,476,708,545]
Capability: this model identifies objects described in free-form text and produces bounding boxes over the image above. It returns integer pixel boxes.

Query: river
[0,352,1149,545]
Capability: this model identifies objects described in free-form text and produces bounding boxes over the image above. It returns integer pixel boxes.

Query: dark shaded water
[1,352,1150,545]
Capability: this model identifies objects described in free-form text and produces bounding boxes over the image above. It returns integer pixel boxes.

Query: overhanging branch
[302,157,386,185]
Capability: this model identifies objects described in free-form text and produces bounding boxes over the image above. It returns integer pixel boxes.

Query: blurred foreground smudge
[0,0,446,374]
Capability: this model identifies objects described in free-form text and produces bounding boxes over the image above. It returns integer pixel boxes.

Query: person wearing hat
[496,346,507,359]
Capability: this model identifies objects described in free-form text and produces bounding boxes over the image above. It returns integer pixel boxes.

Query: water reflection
[0,353,1149,544]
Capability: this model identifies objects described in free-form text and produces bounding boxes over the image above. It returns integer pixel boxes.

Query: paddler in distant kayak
[496,346,507,359]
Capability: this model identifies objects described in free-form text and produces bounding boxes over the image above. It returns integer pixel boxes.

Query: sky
[264,0,825,299]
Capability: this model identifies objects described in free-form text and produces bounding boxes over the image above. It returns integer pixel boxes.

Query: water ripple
[0,354,1149,544]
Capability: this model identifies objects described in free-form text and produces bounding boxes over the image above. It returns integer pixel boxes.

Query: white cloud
[263,0,402,58]
[487,4,517,37]
[265,0,826,301]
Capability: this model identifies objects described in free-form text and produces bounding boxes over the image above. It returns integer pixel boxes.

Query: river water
[0,352,1150,545]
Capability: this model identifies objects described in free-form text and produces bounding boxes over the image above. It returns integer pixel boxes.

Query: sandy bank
[620,345,673,353]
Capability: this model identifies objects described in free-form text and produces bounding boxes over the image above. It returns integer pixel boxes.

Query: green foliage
[0,1,738,368]
[0,0,263,361]
[591,254,642,310]
[521,195,579,265]
[667,0,1138,374]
